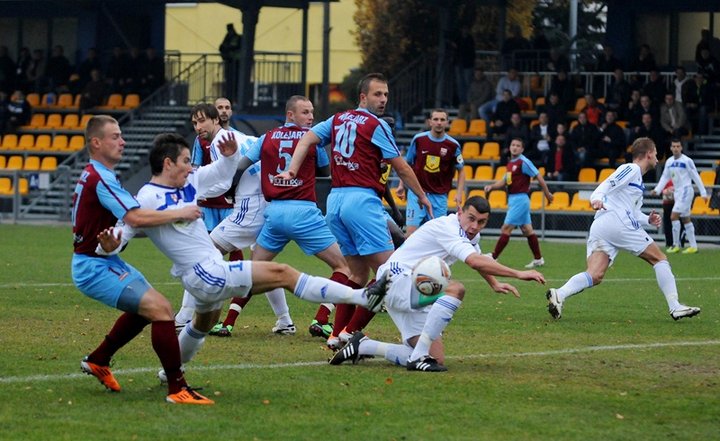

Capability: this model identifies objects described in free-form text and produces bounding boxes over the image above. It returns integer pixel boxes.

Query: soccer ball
[412,256,451,296]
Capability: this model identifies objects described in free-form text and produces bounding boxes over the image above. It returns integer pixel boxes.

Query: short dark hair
[463,196,491,215]
[149,133,190,176]
[357,73,387,96]
[510,137,525,147]
[190,103,219,121]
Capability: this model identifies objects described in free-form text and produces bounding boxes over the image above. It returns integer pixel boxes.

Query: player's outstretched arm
[123,206,201,228]
[390,156,434,218]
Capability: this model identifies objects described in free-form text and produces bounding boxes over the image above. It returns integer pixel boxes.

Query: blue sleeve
[373,120,401,159]
[522,157,539,177]
[96,171,140,220]
[244,135,264,163]
[191,137,202,167]
[405,136,418,164]
[315,145,329,167]
[310,116,334,146]
[453,141,464,169]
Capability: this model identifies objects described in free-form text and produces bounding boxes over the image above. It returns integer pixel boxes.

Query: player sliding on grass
[96,132,389,382]
[546,137,701,321]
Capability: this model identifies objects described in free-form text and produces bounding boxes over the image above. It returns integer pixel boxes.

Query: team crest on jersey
[423,155,441,173]
[440,147,448,157]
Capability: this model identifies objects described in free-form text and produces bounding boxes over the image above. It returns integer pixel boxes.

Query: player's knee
[142,290,174,321]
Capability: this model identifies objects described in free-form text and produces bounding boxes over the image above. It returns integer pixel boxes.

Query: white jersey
[653,154,707,198]
[590,163,650,230]
[210,128,262,203]
[379,213,481,277]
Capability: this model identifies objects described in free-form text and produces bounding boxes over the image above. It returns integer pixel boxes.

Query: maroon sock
[229,249,244,261]
[345,307,375,333]
[313,304,333,324]
[222,296,250,327]
[151,320,187,394]
[527,234,542,259]
[332,304,355,337]
[88,312,149,365]
[493,233,511,259]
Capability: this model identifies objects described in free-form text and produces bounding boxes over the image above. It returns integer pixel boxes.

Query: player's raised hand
[217,132,238,157]
[97,227,121,253]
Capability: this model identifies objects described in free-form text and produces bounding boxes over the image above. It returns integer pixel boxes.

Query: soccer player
[329,196,546,371]
[546,137,701,321]
[484,138,554,268]
[396,108,466,236]
[276,73,433,349]
[98,132,389,377]
[651,139,708,254]
[72,115,213,405]
[212,95,345,339]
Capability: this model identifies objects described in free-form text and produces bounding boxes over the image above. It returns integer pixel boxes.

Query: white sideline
[1,339,718,385]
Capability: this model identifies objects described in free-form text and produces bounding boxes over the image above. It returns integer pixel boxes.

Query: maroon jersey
[72,161,140,256]
[195,136,233,209]
[408,132,463,194]
[260,124,319,202]
[321,109,399,194]
[505,154,537,194]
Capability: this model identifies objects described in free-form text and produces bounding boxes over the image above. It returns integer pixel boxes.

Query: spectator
[696,48,720,84]
[77,48,102,89]
[220,23,242,100]
[682,72,712,136]
[633,112,667,163]
[626,89,641,121]
[598,110,628,168]
[5,89,31,133]
[45,45,72,92]
[606,68,631,117]
[0,91,8,133]
[123,47,145,94]
[478,68,521,125]
[629,94,657,129]
[501,24,530,69]
[569,112,600,168]
[529,111,554,167]
[27,49,46,93]
[459,67,493,122]
[531,27,551,69]
[452,28,476,106]
[549,69,576,111]
[672,66,690,103]
[142,47,165,97]
[547,48,570,73]
[540,91,567,128]
[631,44,657,72]
[695,29,720,65]
[660,93,689,139]
[14,47,31,92]
[546,134,576,181]
[596,44,623,72]
[504,112,530,158]
[79,68,108,113]
[642,69,667,107]
[106,47,129,93]
[491,89,521,137]
[0,46,15,94]
[581,93,605,126]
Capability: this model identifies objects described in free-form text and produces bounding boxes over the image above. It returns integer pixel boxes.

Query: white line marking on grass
[2,340,718,385]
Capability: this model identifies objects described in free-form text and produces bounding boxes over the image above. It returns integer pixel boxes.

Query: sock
[151,320,187,394]
[229,249,244,261]
[88,312,149,365]
[331,279,362,337]
[292,274,367,306]
[314,303,334,324]
[222,301,243,327]
[178,323,207,364]
[345,307,375,333]
[527,234,542,259]
[654,260,680,311]
[493,233,510,259]
[265,287,291,323]
[671,220,681,247]
[360,338,413,367]
[557,272,593,302]
[174,290,195,325]
[683,222,697,248]
[409,295,462,361]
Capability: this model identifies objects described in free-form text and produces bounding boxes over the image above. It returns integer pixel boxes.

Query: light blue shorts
[326,187,394,256]
[257,200,337,255]
[504,193,532,226]
[201,206,233,232]
[72,254,151,312]
[405,192,449,227]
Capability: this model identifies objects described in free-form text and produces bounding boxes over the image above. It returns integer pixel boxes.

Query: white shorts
[179,257,253,313]
[587,213,654,263]
[381,268,432,344]
[671,186,693,217]
[210,194,267,251]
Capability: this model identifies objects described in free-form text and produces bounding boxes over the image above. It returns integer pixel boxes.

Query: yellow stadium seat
[447,119,468,137]
[69,135,85,151]
[518,96,533,112]
[488,190,507,209]
[0,155,5,168]
[41,93,58,107]
[573,97,587,113]
[616,120,628,129]
[35,135,51,150]
[56,93,75,109]
[473,165,493,181]
[691,196,709,215]
[40,156,58,171]
[18,134,35,150]
[11,177,29,195]
[546,191,570,210]
[479,142,500,160]
[462,119,487,137]
[577,168,597,183]
[100,93,124,109]
[6,155,23,170]
[447,189,466,207]
[535,96,546,108]
[387,187,406,208]
[121,93,141,109]
[62,113,80,130]
[569,193,592,211]
[23,113,46,130]
[530,191,546,210]
[26,93,40,107]
[51,135,68,150]
[700,170,716,187]
[461,141,481,159]
[45,113,63,129]
[537,167,546,178]
[467,189,486,199]
[0,177,11,195]
[23,156,40,171]
[493,165,507,181]
[529,119,540,129]
[1,134,18,150]
[597,168,615,182]
[77,114,93,130]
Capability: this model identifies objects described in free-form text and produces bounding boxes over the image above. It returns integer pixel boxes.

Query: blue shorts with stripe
[72,253,150,312]
[326,187,394,256]
[200,206,233,232]
[257,200,337,255]
[504,193,532,226]
[405,192,449,227]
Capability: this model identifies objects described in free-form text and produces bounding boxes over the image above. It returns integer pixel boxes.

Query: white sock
[265,287,291,323]
[671,220,681,247]
[174,290,195,325]
[557,272,593,302]
[360,338,413,366]
[178,323,207,364]
[293,273,365,305]
[653,260,680,311]
[684,222,697,248]
[409,295,461,361]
